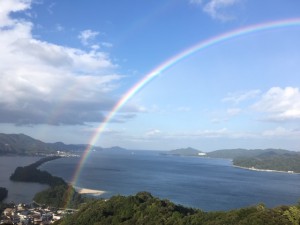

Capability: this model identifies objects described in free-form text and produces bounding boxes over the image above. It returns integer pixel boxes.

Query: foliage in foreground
[55,192,297,225]
[34,184,85,209]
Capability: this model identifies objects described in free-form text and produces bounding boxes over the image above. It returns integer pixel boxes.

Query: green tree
[284,206,300,225]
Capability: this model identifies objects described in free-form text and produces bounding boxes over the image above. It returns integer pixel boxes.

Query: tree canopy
[55,192,296,225]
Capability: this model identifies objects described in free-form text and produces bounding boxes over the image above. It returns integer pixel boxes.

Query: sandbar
[75,187,106,196]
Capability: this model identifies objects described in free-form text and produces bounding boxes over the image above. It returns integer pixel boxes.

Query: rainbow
[64,18,300,207]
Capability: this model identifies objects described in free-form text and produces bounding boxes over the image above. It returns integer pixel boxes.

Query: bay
[0,156,48,204]
[39,150,300,211]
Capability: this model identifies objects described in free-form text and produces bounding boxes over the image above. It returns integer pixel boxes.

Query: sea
[2,150,300,211]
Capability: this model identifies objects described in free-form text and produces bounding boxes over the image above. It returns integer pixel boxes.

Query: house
[18,210,30,220]
[52,214,61,222]
[3,208,14,217]
[33,217,43,224]
[17,204,26,211]
[198,152,207,156]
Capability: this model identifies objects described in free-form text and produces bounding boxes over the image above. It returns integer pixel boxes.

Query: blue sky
[1,0,300,151]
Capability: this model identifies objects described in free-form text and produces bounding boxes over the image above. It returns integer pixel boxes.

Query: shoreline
[74,187,106,196]
[233,165,300,175]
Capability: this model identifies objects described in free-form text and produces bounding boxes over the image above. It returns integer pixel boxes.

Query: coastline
[233,165,300,175]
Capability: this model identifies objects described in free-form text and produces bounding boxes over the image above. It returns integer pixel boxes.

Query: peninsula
[9,156,84,208]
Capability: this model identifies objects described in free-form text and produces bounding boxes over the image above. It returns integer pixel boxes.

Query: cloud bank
[0,0,131,125]
[253,87,300,122]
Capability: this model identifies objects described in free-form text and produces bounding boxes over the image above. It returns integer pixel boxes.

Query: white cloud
[210,108,241,124]
[143,128,256,139]
[253,87,300,122]
[196,128,229,138]
[128,129,231,143]
[262,127,300,138]
[0,0,138,125]
[223,90,261,104]
[78,29,100,46]
[226,108,241,116]
[186,128,256,139]
[145,129,162,137]
[0,0,31,26]
[190,0,242,21]
[204,0,240,21]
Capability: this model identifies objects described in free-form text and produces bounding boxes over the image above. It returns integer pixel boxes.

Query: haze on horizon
[0,0,300,151]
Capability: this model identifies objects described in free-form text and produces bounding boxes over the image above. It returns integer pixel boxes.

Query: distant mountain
[206,148,293,159]
[0,133,101,155]
[166,147,206,156]
[0,133,54,155]
[101,146,127,152]
[48,142,89,151]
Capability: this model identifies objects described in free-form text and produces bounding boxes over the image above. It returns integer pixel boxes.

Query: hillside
[55,192,296,225]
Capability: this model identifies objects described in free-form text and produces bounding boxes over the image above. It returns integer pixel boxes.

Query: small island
[165,147,207,157]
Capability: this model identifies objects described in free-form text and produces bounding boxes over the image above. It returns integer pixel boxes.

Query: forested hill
[207,148,294,159]
[55,192,298,225]
[0,133,102,155]
[233,151,300,173]
[207,148,300,173]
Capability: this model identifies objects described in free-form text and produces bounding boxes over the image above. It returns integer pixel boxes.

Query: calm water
[39,150,300,211]
[0,156,48,203]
